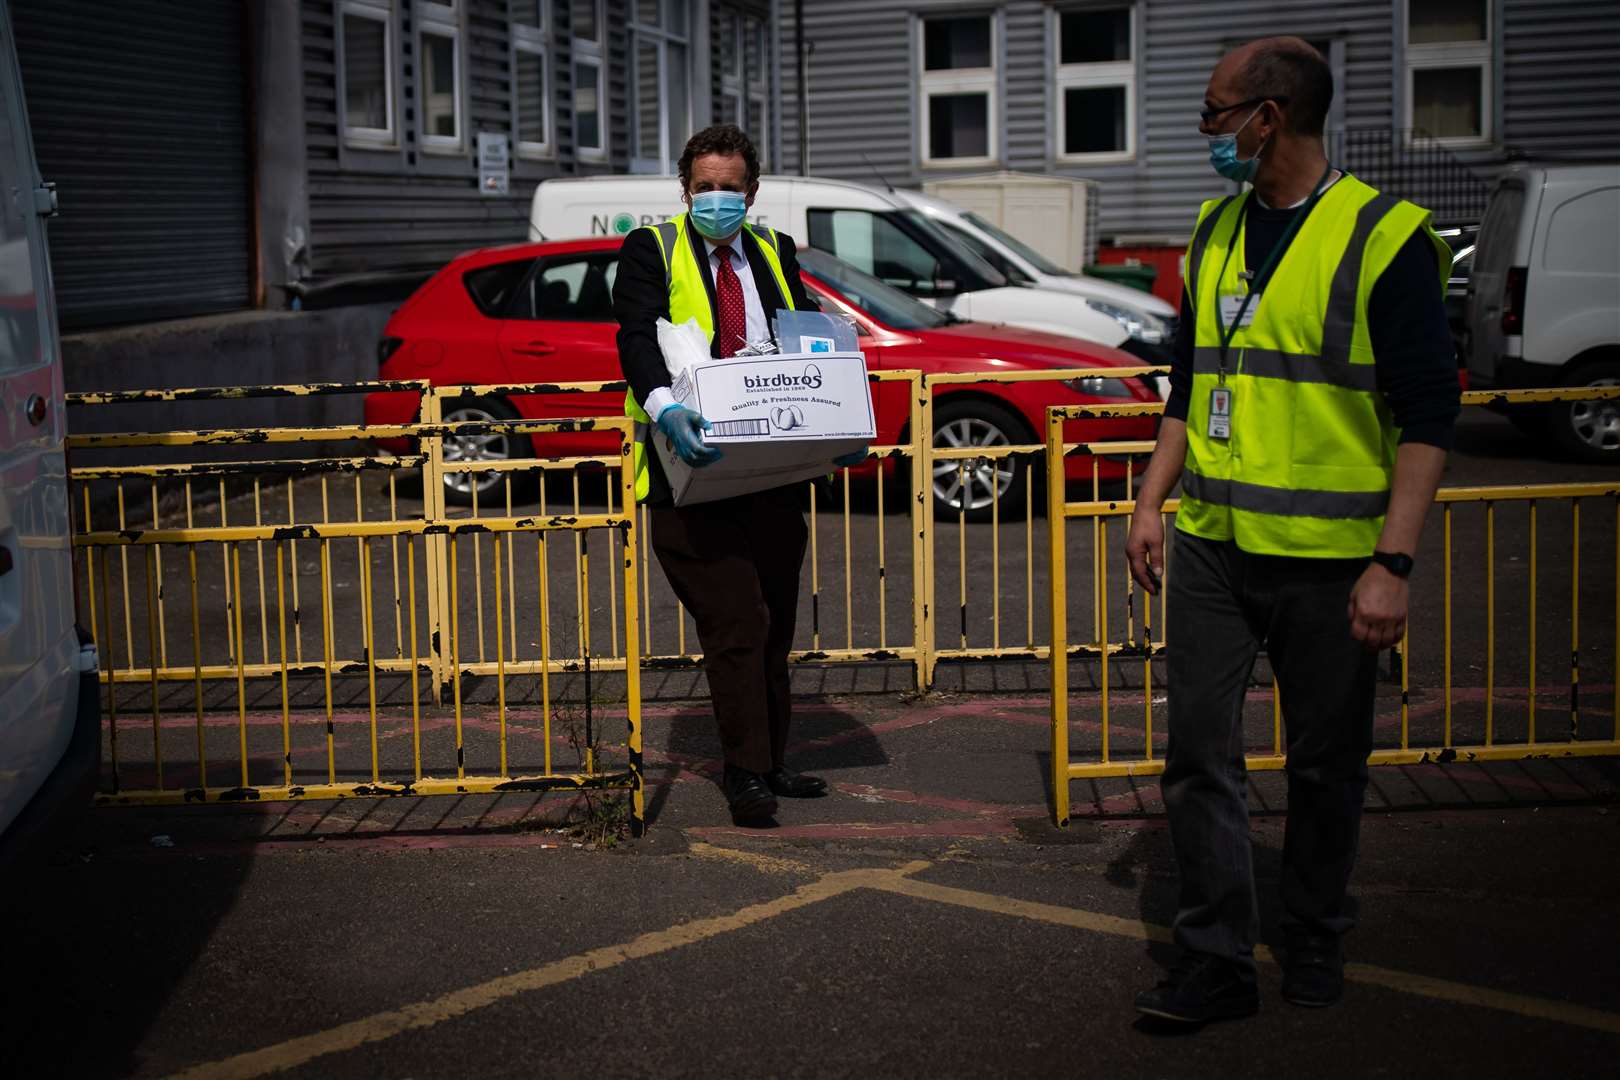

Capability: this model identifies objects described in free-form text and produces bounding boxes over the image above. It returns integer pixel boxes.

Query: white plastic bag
[655,317,712,382]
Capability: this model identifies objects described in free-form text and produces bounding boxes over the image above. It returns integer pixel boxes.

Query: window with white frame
[630,0,692,174]
[1404,0,1493,145]
[573,0,607,160]
[1053,5,1136,163]
[918,14,997,167]
[340,0,396,145]
[512,1,552,157]
[717,9,770,166]
[418,2,463,151]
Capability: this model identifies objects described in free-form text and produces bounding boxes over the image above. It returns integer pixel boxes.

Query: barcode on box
[710,418,771,437]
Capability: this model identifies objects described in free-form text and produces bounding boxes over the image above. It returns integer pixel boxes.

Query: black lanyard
[1212,165,1336,381]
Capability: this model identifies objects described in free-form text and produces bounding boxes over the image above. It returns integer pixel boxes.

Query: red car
[365,237,1159,519]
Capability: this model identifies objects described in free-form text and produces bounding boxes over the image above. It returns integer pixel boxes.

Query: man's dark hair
[1239,38,1333,137]
[678,124,761,190]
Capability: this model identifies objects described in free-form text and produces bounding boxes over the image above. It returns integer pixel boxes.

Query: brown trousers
[649,485,808,774]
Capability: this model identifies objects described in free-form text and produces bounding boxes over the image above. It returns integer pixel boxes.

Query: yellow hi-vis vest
[624,213,798,502]
[1177,173,1450,557]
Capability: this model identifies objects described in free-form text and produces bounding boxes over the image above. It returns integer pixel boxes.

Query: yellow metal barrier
[68,382,645,834]
[1046,387,1620,827]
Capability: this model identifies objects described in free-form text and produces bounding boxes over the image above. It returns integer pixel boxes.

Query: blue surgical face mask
[689,190,749,240]
[1208,105,1268,183]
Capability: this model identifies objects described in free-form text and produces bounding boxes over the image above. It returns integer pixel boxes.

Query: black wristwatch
[1370,550,1415,578]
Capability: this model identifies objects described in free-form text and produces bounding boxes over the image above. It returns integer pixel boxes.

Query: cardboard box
[654,350,875,506]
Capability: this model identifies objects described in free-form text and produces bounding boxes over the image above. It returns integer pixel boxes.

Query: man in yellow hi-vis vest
[1125,39,1459,1023]
[612,125,865,824]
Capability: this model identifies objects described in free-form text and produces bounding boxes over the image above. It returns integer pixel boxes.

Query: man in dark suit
[613,124,859,823]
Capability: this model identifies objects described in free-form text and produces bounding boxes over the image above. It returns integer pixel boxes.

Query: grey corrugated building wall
[781,0,1620,244]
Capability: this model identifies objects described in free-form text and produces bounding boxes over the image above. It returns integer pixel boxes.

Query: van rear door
[1467,174,1531,385]
[0,2,76,836]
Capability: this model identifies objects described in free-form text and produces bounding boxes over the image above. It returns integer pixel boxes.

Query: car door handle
[513,341,557,357]
[25,394,47,426]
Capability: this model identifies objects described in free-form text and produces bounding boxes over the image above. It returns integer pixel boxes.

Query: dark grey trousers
[1163,531,1378,973]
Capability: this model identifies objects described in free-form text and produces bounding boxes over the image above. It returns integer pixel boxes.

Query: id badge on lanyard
[1207,386,1233,440]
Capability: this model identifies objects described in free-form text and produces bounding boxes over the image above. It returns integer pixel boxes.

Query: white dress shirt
[647,232,773,422]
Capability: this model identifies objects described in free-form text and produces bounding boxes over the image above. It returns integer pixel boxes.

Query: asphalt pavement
[8,407,1619,1078]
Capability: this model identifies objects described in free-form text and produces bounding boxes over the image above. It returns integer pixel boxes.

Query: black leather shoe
[721,766,778,822]
[765,766,828,798]
[1282,935,1344,1008]
[1134,953,1260,1024]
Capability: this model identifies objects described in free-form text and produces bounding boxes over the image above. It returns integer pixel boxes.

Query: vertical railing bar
[390,472,404,660]
[275,540,291,788]
[1486,502,1495,746]
[1529,501,1538,743]
[1047,411,1070,827]
[188,537,206,791]
[407,535,422,781]
[99,547,121,793]
[810,479,820,651]
[1443,504,1453,746]
[495,532,508,777]
[150,481,169,669]
[255,478,270,666]
[538,529,553,776]
[320,537,336,786]
[508,476,518,663]
[641,502,652,656]
[451,534,465,779]
[605,474,619,658]
[991,461,1000,652]
[1143,547,1154,763]
[362,536,379,784]
[1400,622,1410,751]
[957,463,966,651]
[472,481,486,663]
[232,543,249,790]
[217,479,234,666]
[1571,498,1581,740]
[573,471,586,660]
[117,483,137,674]
[1025,466,1034,649]
[288,476,304,664]
[844,467,854,651]
[81,488,99,649]
[876,458,887,651]
[144,545,163,790]
[1099,517,1110,764]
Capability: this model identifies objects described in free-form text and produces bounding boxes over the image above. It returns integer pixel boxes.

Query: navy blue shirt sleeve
[1164,285,1195,424]
[1369,232,1461,449]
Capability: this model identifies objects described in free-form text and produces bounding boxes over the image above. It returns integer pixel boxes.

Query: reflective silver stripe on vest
[1182,471,1390,519]
[1191,346,1378,392]
[1320,193,1400,367]
[653,220,679,291]
[1186,195,1237,306]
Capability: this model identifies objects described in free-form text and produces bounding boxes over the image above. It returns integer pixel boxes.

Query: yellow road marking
[688,841,811,875]
[165,861,930,1080]
[872,876,1620,1037]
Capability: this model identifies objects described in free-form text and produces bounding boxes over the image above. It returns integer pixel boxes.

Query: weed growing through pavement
[556,695,631,850]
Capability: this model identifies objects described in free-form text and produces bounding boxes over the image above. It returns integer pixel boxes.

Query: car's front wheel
[931,399,1031,522]
[440,396,531,506]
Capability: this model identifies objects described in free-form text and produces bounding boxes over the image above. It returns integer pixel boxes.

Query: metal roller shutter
[12,0,252,329]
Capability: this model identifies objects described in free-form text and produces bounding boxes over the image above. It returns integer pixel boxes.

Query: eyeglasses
[1199,96,1288,126]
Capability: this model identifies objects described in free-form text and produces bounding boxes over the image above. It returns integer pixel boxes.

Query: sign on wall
[477,132,509,197]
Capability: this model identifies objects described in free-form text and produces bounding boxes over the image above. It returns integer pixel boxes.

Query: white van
[529,173,1174,371]
[882,186,1177,345]
[1466,162,1620,461]
[0,0,99,872]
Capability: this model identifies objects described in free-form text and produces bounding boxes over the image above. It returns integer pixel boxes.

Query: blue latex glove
[655,404,723,467]
[832,447,870,468]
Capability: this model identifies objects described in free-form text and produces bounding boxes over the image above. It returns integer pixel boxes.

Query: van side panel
[1528,184,1620,368]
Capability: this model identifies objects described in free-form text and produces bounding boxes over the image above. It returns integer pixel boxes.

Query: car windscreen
[806,207,1007,296]
[799,247,953,331]
[963,211,1072,277]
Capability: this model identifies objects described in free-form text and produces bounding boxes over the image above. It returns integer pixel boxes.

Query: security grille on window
[340,0,395,145]
[630,0,692,173]
[1054,5,1136,162]
[1405,0,1493,144]
[512,1,551,157]
[419,2,463,151]
[918,14,996,166]
[573,0,607,160]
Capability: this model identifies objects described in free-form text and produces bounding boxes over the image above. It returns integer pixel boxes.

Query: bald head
[1215,36,1333,137]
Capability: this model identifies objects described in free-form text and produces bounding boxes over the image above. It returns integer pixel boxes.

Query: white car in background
[885,186,1178,346]
[0,0,99,873]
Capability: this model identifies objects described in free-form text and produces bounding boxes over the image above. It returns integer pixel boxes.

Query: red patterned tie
[713,244,747,358]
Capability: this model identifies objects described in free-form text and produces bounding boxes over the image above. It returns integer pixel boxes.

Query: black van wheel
[1548,361,1620,463]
